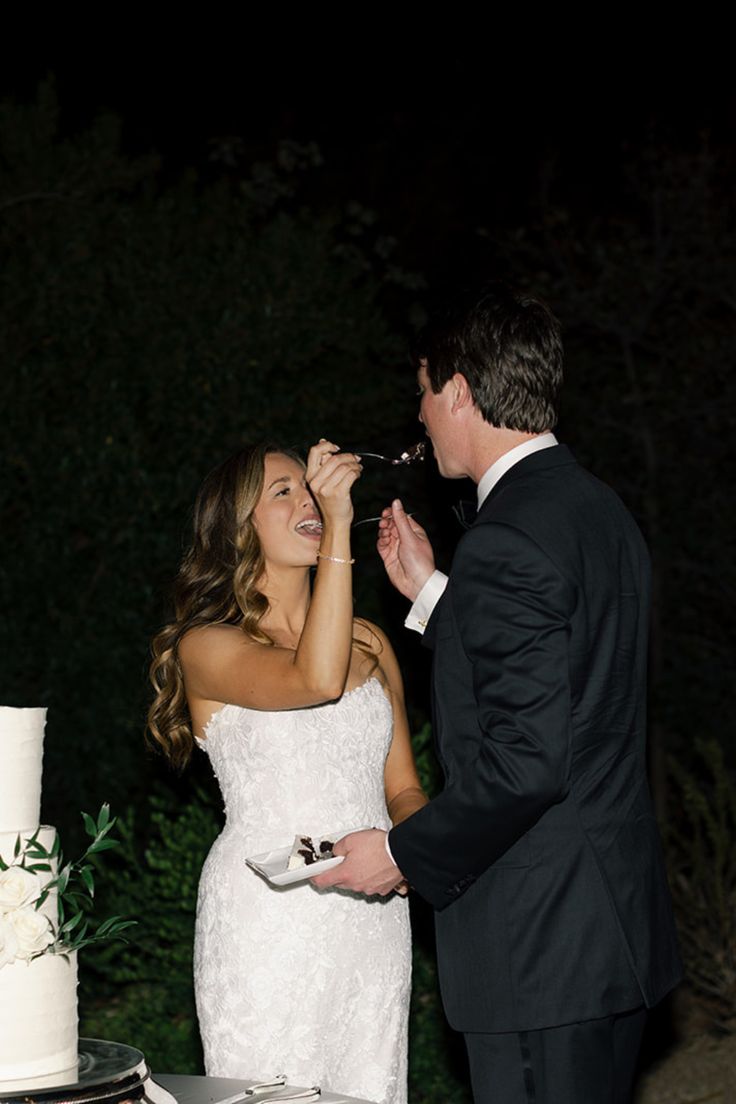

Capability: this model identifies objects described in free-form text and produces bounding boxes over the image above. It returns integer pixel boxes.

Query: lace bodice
[199,676,393,851]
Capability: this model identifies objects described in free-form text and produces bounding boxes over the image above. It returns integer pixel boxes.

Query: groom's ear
[450,373,474,413]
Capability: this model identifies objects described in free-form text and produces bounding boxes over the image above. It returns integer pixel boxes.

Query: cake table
[155,1074,378,1104]
[0,1040,175,1104]
[0,1040,377,1104]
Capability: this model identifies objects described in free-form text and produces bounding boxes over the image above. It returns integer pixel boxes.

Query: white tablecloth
[155,1073,378,1104]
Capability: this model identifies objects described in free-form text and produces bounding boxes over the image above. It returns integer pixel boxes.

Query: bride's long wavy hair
[147,442,302,770]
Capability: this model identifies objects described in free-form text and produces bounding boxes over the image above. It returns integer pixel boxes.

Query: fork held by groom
[312,282,683,1104]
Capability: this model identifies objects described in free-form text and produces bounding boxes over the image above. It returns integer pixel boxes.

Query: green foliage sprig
[1,804,136,956]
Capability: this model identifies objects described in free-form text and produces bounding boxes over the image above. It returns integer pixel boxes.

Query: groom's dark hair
[413,281,563,433]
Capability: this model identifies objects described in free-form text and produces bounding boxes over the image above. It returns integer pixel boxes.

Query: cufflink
[417,619,427,629]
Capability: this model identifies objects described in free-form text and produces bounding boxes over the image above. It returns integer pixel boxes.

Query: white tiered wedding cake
[0,707,79,1091]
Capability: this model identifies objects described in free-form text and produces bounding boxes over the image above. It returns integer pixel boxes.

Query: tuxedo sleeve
[389,521,575,910]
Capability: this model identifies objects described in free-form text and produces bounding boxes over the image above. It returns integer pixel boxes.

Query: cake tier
[0,707,46,833]
[0,825,60,929]
[0,950,78,1087]
[0,824,57,868]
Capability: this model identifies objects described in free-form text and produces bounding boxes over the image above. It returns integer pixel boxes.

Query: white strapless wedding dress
[194,677,411,1104]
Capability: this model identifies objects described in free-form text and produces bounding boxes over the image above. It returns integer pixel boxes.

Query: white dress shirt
[404,433,558,633]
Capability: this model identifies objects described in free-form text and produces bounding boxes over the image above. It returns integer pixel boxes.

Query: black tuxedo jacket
[390,445,682,1033]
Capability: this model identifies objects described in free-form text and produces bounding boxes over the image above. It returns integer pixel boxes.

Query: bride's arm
[364,624,428,825]
[180,443,360,712]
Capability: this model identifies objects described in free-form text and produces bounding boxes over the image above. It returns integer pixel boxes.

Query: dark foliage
[667,742,736,1030]
[0,82,425,841]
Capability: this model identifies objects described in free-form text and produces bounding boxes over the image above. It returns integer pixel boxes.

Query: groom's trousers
[463,1006,647,1104]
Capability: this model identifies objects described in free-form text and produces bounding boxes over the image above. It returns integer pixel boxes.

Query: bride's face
[252,453,323,568]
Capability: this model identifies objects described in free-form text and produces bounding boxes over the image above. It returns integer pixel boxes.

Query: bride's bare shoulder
[179,623,261,667]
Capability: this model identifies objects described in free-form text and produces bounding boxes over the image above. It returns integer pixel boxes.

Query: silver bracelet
[316,551,355,565]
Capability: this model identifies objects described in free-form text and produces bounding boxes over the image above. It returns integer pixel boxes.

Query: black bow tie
[452,500,477,530]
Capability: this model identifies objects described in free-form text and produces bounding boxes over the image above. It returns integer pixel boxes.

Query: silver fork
[221,1079,320,1103]
[220,1076,287,1103]
[244,1076,287,1097]
[353,442,425,465]
[353,511,415,528]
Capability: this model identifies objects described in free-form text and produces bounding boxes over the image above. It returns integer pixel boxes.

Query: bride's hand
[306,440,362,526]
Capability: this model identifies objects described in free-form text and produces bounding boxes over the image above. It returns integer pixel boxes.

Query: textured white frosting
[0,707,47,832]
[0,951,78,1087]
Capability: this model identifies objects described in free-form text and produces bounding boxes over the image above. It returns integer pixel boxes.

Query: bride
[147,440,426,1104]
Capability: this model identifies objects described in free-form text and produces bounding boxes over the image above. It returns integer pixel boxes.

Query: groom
[313,283,682,1103]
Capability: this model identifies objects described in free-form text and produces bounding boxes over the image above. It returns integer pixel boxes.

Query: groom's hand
[310,829,406,896]
[377,499,435,602]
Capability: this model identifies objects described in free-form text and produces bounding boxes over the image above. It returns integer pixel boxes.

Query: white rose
[0,914,19,969]
[9,906,54,960]
[0,866,40,911]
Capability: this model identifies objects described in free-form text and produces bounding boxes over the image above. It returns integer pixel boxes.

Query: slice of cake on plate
[286,834,336,870]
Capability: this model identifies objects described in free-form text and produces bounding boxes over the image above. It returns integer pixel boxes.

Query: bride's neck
[258,565,312,644]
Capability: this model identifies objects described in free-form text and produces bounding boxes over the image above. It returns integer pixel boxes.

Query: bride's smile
[252,454,324,564]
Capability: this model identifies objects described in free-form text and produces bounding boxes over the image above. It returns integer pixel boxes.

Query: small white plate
[246,828,366,886]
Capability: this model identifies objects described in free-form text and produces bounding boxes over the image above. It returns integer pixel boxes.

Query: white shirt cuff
[404,570,448,634]
[384,832,397,867]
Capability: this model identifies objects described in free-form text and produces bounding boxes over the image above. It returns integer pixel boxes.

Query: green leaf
[24,845,51,860]
[0,855,7,871]
[13,834,21,858]
[100,922,137,942]
[24,830,49,859]
[115,920,138,933]
[56,865,71,895]
[80,865,95,896]
[96,915,136,937]
[97,804,111,832]
[70,918,137,953]
[25,862,52,873]
[61,911,84,935]
[82,812,98,838]
[87,839,120,853]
